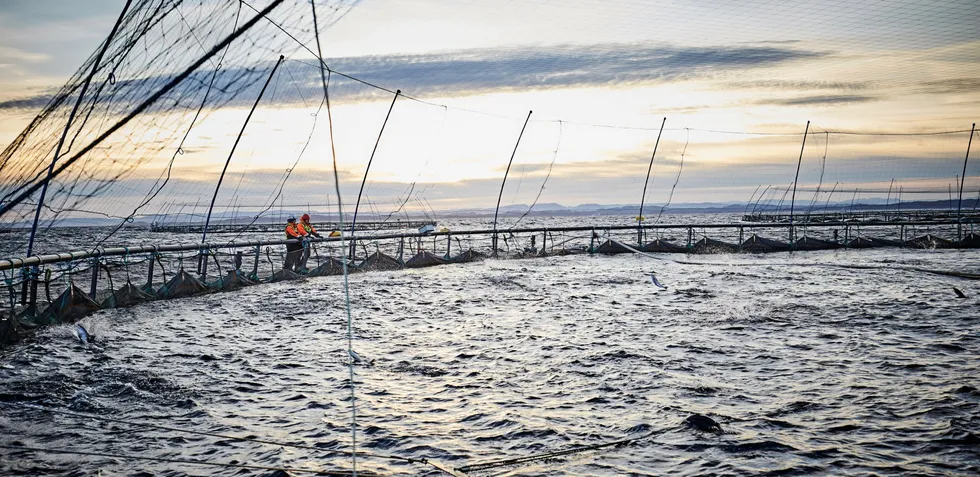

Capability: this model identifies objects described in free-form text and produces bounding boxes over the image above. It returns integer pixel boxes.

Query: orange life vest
[300,221,317,235]
[285,222,305,239]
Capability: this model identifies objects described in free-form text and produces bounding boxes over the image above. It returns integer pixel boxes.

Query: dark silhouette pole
[492,110,533,256]
[637,117,666,245]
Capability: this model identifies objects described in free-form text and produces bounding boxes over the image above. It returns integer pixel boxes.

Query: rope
[311,3,359,476]
[4,404,428,465]
[654,128,689,226]
[513,120,563,229]
[0,444,367,476]
[100,260,114,300]
[458,428,668,473]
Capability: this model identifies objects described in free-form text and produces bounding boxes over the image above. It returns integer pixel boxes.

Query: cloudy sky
[0,0,978,220]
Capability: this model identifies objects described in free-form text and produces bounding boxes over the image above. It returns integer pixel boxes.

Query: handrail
[0,219,970,271]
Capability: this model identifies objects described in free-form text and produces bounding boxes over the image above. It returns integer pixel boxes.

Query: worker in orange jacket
[284,216,307,271]
[298,213,321,271]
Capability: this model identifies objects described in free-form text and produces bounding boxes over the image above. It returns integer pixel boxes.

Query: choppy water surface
[2,248,979,476]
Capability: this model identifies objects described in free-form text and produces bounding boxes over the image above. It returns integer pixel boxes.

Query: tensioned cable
[458,427,670,473]
[805,130,830,219]
[225,95,326,243]
[0,444,367,476]
[654,127,689,226]
[378,105,449,228]
[311,2,358,476]
[2,404,426,465]
[512,119,563,229]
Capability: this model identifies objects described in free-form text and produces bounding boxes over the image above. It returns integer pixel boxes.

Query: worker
[299,214,322,238]
[284,216,307,272]
[298,214,321,271]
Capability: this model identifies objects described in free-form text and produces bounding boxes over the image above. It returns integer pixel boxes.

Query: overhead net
[0,0,360,257]
[0,0,977,261]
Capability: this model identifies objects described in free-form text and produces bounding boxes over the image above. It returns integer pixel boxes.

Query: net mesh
[0,0,976,260]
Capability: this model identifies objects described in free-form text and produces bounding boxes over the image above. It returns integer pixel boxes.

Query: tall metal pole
[201,55,284,245]
[957,123,975,241]
[637,117,666,245]
[350,90,401,234]
[492,110,532,257]
[789,120,810,242]
[25,0,132,259]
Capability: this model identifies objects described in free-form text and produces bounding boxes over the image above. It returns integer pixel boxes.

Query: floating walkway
[2,219,978,345]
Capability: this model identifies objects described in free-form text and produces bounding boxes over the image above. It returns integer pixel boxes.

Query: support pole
[28,271,38,315]
[348,90,400,259]
[200,247,209,282]
[146,254,155,291]
[492,110,533,257]
[350,90,401,234]
[958,123,975,241]
[201,54,284,245]
[89,258,100,300]
[251,246,260,281]
[637,117,666,245]
[789,121,810,243]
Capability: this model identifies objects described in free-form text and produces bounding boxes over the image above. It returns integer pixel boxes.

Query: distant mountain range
[2,198,977,228]
[443,198,979,218]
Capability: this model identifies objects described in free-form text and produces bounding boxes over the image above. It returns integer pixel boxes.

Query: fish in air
[644,272,668,290]
[73,323,94,344]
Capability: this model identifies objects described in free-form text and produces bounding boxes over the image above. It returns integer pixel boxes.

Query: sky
[0,0,978,221]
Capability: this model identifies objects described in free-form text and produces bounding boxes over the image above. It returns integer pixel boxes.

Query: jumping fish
[74,324,92,344]
[349,349,372,366]
[644,272,668,290]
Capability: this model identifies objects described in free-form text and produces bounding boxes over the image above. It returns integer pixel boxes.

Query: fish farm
[4,215,979,342]
[1,0,979,476]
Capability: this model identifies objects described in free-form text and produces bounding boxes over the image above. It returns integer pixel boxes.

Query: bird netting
[0,0,977,261]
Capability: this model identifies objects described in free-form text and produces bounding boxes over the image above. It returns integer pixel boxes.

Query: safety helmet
[301,213,310,221]
[287,215,296,222]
